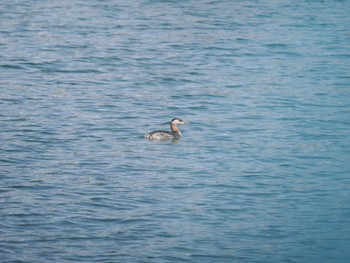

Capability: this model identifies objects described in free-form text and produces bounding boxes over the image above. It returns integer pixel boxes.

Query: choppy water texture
[1,0,350,262]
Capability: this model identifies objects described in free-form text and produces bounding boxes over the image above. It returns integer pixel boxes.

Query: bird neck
[170,124,182,137]
[170,124,182,138]
[170,123,179,132]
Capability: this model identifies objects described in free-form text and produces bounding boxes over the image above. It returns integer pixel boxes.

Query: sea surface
[1,0,350,262]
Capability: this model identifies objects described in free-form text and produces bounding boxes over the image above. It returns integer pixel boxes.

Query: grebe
[145,118,188,140]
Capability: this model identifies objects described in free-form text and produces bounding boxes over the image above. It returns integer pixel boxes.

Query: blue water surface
[1,0,350,262]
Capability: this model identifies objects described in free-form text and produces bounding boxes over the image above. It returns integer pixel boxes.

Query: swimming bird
[145,118,188,140]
